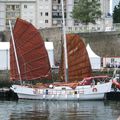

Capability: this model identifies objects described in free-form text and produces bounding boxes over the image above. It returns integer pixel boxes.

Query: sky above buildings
[110,0,120,14]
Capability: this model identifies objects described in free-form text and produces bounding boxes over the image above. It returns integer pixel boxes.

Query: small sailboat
[9,18,112,100]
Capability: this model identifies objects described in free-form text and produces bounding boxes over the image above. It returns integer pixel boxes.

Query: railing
[34,88,85,95]
[66,23,120,33]
[113,23,120,31]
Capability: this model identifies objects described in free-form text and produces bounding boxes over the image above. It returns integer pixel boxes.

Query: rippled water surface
[0,100,120,120]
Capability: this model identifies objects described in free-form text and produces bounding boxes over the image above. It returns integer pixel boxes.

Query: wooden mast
[61,0,68,82]
[9,20,22,85]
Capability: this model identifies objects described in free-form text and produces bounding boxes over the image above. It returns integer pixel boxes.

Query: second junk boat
[10,17,112,100]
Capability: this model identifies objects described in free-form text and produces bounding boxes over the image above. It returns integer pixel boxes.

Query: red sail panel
[59,34,92,82]
[10,18,52,81]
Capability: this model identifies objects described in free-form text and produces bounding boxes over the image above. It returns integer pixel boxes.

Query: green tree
[113,2,120,23]
[71,0,102,25]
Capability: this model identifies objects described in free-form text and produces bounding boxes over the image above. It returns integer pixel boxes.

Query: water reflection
[0,100,119,120]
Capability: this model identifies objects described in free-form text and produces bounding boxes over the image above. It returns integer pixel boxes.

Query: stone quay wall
[1,28,120,64]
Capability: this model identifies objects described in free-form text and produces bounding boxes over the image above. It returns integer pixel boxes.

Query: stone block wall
[79,31,120,57]
[1,28,120,63]
[40,27,62,65]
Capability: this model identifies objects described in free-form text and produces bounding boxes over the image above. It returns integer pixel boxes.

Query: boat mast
[61,0,68,82]
[9,20,22,85]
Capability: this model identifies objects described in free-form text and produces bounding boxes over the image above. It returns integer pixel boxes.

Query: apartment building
[52,0,112,31]
[0,0,52,31]
[0,0,36,31]
[36,0,52,28]
[100,0,111,17]
[0,0,112,31]
[52,0,62,26]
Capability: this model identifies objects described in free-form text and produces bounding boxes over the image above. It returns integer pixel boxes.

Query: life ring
[92,87,97,92]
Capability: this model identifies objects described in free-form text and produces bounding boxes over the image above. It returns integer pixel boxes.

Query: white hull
[10,81,112,100]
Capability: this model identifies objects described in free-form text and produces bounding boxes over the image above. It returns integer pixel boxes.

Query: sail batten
[14,32,38,48]
[19,44,44,57]
[10,18,52,81]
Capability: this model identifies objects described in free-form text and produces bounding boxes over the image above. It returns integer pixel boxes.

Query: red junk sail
[10,18,52,81]
[59,34,92,82]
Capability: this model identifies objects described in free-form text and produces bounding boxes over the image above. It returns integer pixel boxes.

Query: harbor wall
[1,28,120,64]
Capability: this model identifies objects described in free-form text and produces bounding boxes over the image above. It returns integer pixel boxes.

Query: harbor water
[0,100,120,120]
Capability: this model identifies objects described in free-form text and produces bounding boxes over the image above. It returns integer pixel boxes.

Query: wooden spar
[9,20,22,85]
[61,0,68,83]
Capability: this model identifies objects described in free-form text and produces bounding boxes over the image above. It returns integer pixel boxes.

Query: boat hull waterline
[10,81,112,100]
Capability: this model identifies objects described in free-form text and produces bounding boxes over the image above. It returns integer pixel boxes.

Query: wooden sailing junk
[10,18,112,100]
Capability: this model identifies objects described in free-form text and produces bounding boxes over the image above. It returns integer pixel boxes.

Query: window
[45,20,48,23]
[58,0,60,3]
[62,88,66,90]
[45,12,48,16]
[40,12,43,16]
[6,5,10,10]
[16,5,20,9]
[111,59,114,63]
[24,5,27,8]
[12,5,15,10]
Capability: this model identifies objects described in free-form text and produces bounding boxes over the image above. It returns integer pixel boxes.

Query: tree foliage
[71,0,102,25]
[113,2,120,23]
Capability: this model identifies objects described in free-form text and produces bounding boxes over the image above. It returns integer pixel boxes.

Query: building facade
[0,0,52,31]
[0,0,112,31]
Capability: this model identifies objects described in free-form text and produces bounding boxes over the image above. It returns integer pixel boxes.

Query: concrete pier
[0,88,18,100]
[106,91,120,101]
